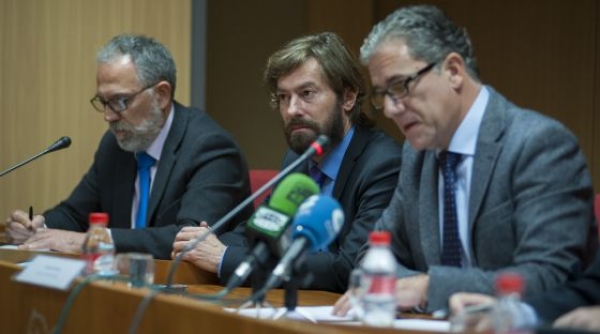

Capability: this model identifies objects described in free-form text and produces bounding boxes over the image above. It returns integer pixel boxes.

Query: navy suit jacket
[44,102,253,259]
[219,126,402,293]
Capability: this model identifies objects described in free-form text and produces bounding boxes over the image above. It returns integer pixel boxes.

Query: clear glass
[115,252,155,288]
[347,268,365,321]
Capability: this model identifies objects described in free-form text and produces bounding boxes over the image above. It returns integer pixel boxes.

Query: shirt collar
[142,104,175,162]
[310,125,355,181]
[443,86,489,157]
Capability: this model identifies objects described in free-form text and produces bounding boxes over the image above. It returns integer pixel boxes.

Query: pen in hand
[28,206,34,231]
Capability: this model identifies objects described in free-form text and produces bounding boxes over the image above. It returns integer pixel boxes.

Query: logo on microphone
[250,206,289,236]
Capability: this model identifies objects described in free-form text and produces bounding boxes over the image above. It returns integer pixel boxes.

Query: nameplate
[13,255,86,290]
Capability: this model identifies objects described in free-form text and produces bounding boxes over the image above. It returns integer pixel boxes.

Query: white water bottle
[491,273,535,334]
[360,231,397,327]
[81,212,116,276]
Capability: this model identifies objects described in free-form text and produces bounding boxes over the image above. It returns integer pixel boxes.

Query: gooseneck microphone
[165,135,331,287]
[244,194,344,305]
[0,136,72,177]
[223,173,319,294]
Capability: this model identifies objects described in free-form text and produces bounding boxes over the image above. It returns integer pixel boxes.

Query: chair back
[249,169,278,209]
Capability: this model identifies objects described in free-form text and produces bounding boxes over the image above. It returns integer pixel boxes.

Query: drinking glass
[115,252,154,288]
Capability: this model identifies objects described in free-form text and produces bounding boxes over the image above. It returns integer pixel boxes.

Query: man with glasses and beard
[5,34,252,260]
[172,32,402,293]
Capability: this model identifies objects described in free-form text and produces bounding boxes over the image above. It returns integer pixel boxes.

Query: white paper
[225,305,450,332]
[13,255,86,290]
[225,305,355,323]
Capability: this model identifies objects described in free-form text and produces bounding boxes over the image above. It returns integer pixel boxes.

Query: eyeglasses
[90,83,156,113]
[370,62,436,110]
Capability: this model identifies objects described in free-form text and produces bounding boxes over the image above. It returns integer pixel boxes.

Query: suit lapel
[332,127,367,198]
[419,151,442,265]
[147,104,187,226]
[112,151,137,228]
[468,88,506,244]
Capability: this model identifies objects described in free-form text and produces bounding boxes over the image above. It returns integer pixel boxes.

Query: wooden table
[0,248,445,334]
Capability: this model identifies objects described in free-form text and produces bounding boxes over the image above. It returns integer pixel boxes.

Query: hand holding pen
[4,208,45,244]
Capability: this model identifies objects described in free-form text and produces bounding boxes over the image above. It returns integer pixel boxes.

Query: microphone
[0,136,72,177]
[224,173,319,292]
[254,195,344,299]
[165,135,331,286]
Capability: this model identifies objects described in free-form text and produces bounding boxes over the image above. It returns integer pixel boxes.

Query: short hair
[97,34,177,98]
[360,5,480,81]
[264,32,373,127]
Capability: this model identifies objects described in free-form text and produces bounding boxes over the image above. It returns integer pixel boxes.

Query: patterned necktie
[439,151,462,267]
[135,152,156,229]
[309,165,326,191]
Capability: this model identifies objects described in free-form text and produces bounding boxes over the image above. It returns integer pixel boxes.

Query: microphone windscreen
[291,195,344,252]
[46,136,72,153]
[269,173,319,216]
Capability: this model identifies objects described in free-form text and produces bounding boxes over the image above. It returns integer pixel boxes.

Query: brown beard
[284,103,346,155]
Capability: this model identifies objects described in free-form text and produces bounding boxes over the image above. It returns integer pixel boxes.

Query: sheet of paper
[13,254,86,290]
[225,305,450,332]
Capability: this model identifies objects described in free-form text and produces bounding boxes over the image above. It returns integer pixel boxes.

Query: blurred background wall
[1,0,598,218]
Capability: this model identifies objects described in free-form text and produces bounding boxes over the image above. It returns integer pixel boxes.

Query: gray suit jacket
[371,87,597,311]
[44,102,253,259]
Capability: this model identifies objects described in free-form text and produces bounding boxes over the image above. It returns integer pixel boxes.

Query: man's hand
[19,229,85,254]
[333,275,429,317]
[395,274,429,310]
[449,292,496,314]
[171,222,226,273]
[554,306,600,331]
[5,210,46,244]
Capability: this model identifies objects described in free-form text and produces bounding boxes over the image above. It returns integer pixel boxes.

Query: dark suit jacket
[527,248,600,323]
[370,86,597,311]
[43,102,253,259]
[219,126,402,293]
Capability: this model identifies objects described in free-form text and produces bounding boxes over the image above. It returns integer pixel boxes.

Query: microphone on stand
[243,194,344,305]
[165,135,331,287]
[0,136,72,177]
[222,173,319,295]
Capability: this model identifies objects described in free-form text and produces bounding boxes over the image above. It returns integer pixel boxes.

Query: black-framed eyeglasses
[370,62,436,110]
[90,83,156,113]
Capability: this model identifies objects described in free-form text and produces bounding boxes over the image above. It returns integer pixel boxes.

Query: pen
[28,206,34,231]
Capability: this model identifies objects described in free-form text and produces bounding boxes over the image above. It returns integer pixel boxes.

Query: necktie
[135,152,156,229]
[309,165,327,191]
[440,151,462,267]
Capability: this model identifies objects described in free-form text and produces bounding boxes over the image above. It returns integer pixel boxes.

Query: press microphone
[165,135,331,287]
[0,136,72,177]
[250,195,344,301]
[223,173,319,293]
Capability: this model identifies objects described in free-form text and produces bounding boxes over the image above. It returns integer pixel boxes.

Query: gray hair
[360,5,479,81]
[97,34,177,98]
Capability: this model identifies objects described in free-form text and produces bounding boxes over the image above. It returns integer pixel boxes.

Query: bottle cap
[369,231,391,245]
[89,212,109,226]
[495,272,524,295]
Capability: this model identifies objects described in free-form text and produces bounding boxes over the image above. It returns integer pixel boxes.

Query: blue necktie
[440,151,462,267]
[309,165,327,191]
[135,152,155,229]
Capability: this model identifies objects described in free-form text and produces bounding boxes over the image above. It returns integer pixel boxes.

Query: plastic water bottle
[360,231,397,327]
[491,273,535,334]
[81,212,116,276]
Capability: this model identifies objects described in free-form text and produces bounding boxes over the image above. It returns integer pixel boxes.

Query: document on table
[225,305,450,332]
